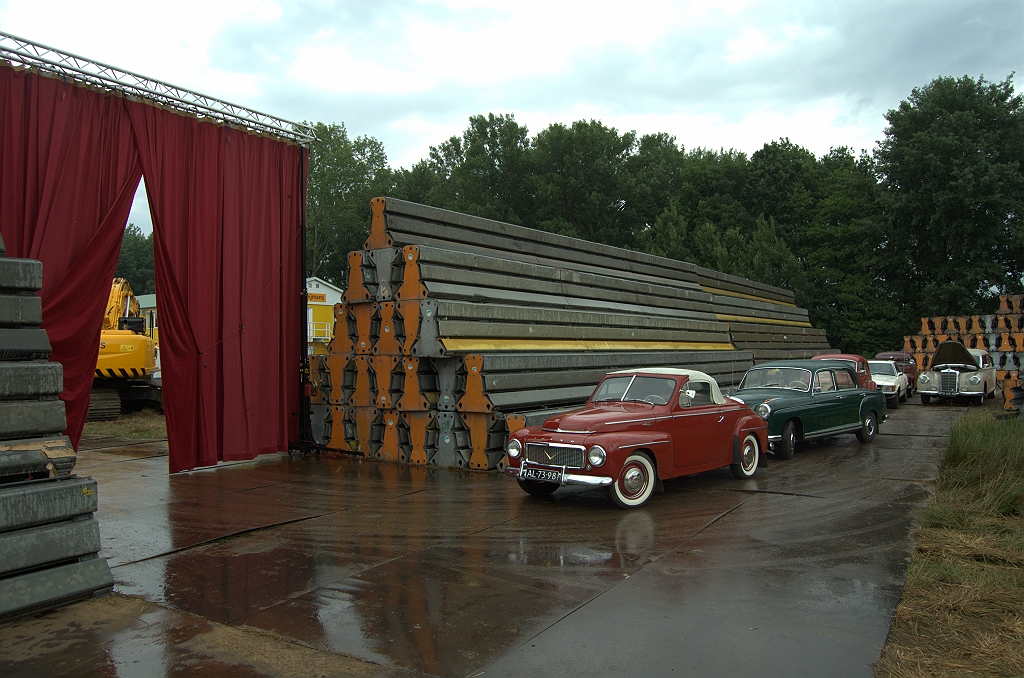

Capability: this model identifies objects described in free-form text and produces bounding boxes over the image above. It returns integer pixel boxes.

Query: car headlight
[969,374,981,384]
[882,385,896,392]
[587,445,606,467]
[506,438,522,458]
[919,374,930,384]
[756,402,771,420]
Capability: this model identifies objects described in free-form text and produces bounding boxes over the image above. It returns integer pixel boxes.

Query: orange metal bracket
[351,303,374,354]
[352,406,376,455]
[402,410,435,465]
[327,405,348,450]
[363,197,393,250]
[920,318,933,336]
[505,414,526,433]
[398,357,431,411]
[456,354,492,413]
[325,354,349,405]
[348,355,373,407]
[395,246,428,301]
[343,251,372,303]
[330,304,354,355]
[998,295,1013,314]
[462,412,495,470]
[370,355,399,408]
[374,302,401,355]
[398,300,421,354]
[379,410,401,461]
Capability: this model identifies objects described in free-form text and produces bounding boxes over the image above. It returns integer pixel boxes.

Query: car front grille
[525,443,585,469]
[940,370,958,395]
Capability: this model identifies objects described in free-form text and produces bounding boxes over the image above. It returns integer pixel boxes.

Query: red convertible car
[504,368,769,508]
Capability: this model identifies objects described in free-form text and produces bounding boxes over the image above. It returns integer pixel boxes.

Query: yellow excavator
[87,278,161,421]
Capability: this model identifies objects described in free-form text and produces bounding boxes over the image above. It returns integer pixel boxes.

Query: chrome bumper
[505,461,613,487]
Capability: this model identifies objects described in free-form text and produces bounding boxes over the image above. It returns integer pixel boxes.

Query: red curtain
[0,64,142,446]
[1,63,304,473]
[127,102,303,473]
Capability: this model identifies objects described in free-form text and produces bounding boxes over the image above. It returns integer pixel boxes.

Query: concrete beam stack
[310,198,831,469]
[0,232,114,620]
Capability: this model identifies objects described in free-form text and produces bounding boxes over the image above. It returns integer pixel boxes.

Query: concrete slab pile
[901,295,1024,412]
[0,232,113,621]
[310,198,831,469]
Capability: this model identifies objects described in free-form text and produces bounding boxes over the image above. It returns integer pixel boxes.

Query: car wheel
[606,452,656,508]
[888,394,899,410]
[517,479,559,497]
[731,434,760,479]
[921,394,931,405]
[899,386,907,402]
[976,393,985,406]
[856,411,878,443]
[775,420,797,460]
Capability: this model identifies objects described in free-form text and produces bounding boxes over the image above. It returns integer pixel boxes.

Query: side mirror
[684,389,696,400]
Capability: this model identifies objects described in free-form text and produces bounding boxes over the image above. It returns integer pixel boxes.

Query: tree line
[120,74,1024,356]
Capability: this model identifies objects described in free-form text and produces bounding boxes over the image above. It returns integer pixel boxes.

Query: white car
[868,360,910,409]
[917,343,998,405]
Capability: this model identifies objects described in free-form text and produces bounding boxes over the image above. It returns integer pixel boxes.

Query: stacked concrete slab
[902,295,1024,411]
[0,232,113,621]
[309,198,831,470]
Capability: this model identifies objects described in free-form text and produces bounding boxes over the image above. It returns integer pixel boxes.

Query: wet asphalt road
[0,399,968,677]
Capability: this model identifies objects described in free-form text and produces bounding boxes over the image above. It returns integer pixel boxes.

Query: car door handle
[717,415,725,423]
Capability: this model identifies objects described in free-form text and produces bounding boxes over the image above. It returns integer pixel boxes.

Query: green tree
[530,120,640,248]
[115,223,154,295]
[305,122,395,284]
[875,74,1024,317]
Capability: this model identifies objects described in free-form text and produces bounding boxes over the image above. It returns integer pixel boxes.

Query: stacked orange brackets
[901,294,1023,410]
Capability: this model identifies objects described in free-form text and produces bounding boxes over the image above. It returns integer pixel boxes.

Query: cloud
[1,0,1020,169]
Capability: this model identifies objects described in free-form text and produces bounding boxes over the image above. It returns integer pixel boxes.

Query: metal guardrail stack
[309,198,831,469]
[902,294,1024,412]
[0,232,114,621]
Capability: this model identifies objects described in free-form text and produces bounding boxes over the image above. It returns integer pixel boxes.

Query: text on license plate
[523,467,561,483]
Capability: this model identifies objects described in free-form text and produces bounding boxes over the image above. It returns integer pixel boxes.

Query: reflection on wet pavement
[0,401,969,677]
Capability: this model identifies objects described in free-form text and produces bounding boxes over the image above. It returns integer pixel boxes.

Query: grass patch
[82,409,167,440]
[876,413,1024,677]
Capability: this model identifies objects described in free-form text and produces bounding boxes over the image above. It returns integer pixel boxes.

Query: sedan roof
[608,367,716,381]
[746,359,852,371]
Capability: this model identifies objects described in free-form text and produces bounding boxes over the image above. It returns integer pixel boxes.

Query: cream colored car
[918,342,997,405]
[868,360,909,409]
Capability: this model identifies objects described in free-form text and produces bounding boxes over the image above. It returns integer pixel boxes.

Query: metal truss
[0,30,314,144]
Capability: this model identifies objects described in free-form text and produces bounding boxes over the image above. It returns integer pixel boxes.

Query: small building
[135,293,158,343]
[306,277,343,355]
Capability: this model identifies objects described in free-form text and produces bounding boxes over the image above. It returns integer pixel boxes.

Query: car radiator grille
[525,444,585,469]
[940,371,958,394]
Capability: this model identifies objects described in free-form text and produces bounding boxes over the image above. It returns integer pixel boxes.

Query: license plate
[522,467,561,483]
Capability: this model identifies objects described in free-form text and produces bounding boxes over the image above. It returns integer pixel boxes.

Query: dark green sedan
[731,360,888,459]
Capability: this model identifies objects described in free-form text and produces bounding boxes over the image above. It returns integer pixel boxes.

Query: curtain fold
[1,62,304,473]
[127,102,303,473]
[0,64,142,446]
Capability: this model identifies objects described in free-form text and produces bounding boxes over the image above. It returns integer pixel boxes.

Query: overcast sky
[2,1,1021,231]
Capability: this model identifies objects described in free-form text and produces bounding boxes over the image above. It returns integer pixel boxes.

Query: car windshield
[591,375,676,405]
[738,367,812,391]
[868,361,897,376]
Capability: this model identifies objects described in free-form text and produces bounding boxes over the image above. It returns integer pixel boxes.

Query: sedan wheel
[607,452,655,508]
[517,479,559,497]
[888,394,899,409]
[731,434,760,479]
[921,394,931,405]
[775,420,797,460]
[856,411,877,443]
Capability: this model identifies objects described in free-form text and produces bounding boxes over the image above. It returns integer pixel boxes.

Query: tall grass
[927,413,1024,527]
[877,413,1024,677]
